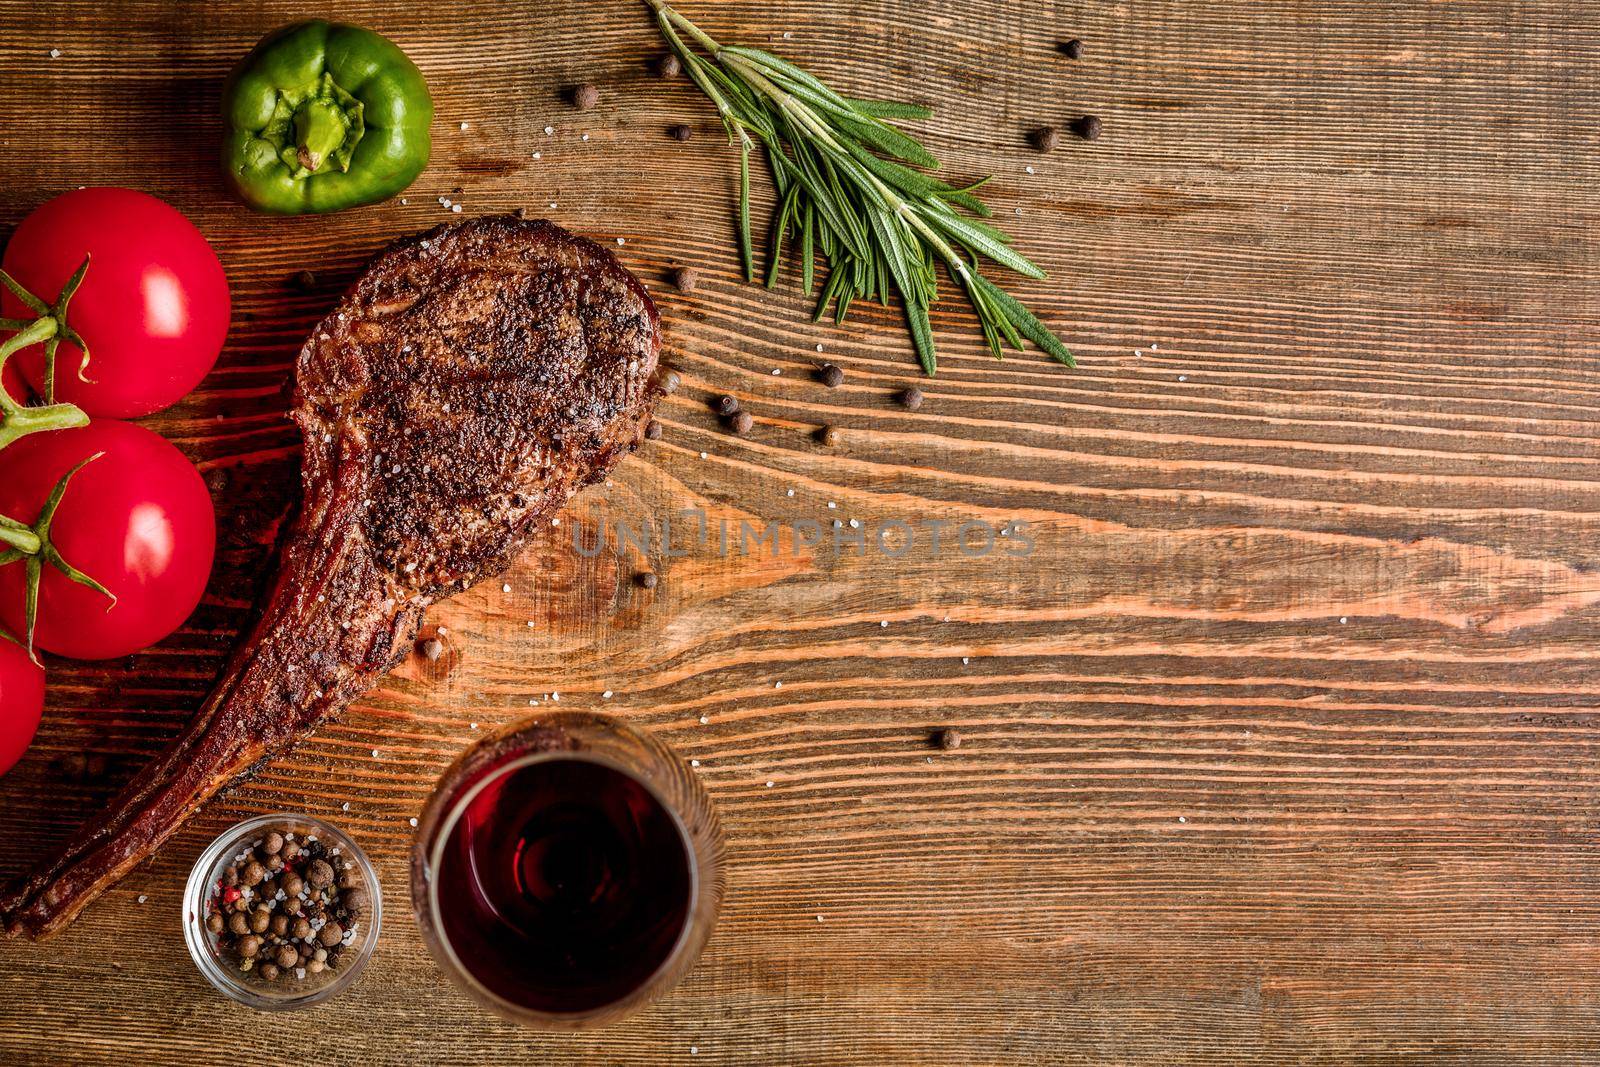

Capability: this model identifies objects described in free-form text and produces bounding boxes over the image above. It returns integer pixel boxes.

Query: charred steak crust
[1,216,661,939]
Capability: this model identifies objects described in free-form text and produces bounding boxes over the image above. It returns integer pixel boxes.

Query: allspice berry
[644,419,663,440]
[259,963,280,981]
[319,922,345,948]
[570,83,600,110]
[934,728,962,751]
[895,386,924,411]
[714,395,740,417]
[307,858,335,889]
[669,124,693,142]
[1060,38,1084,59]
[228,912,249,936]
[729,410,754,435]
[815,425,841,447]
[292,917,312,940]
[1029,126,1060,152]
[262,831,283,855]
[238,935,262,958]
[636,571,659,589]
[670,265,699,291]
[275,944,299,970]
[816,363,844,388]
[344,887,370,917]
[206,912,225,935]
[280,872,304,897]
[1073,114,1103,140]
[241,860,265,886]
[249,907,271,934]
[653,52,681,78]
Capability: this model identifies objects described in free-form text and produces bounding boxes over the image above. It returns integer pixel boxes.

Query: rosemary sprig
[646,0,1072,374]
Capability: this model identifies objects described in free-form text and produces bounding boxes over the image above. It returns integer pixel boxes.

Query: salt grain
[48,48,61,58]
[409,817,419,828]
[137,895,148,904]
[765,780,774,788]
[786,489,795,497]
[451,204,462,213]
[699,715,709,725]
[1025,165,1035,175]
[341,802,350,811]
[880,620,888,627]
[459,121,469,131]
[690,759,701,767]
[532,151,542,160]
[544,125,555,135]
[602,690,614,699]
[502,583,512,593]
[371,749,380,757]
[616,237,625,245]
[582,133,590,141]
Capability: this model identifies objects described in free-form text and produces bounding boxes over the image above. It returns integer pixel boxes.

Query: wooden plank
[2,0,1599,1061]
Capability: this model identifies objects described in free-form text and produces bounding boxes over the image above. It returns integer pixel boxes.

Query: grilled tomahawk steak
[1,215,661,938]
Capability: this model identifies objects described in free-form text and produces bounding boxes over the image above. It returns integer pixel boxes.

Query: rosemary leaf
[737,135,754,282]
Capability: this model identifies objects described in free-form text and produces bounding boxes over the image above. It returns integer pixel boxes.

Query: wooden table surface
[3,1,1598,1062]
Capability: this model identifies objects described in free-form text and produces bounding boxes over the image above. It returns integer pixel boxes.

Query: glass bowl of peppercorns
[183,813,382,1010]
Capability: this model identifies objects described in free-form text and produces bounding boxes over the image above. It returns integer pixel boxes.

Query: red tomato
[0,419,216,660]
[0,637,44,776]
[2,188,230,419]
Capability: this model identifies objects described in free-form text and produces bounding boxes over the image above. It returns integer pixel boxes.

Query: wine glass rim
[421,747,701,1025]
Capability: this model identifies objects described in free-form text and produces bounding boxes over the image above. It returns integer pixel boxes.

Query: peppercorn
[249,907,271,934]
[729,410,754,435]
[228,912,250,936]
[714,395,740,417]
[281,871,304,897]
[281,838,300,861]
[1029,126,1060,152]
[339,868,362,890]
[270,913,289,937]
[669,123,692,142]
[222,866,238,888]
[670,265,699,291]
[570,83,600,110]
[275,944,298,969]
[895,386,924,410]
[207,912,225,935]
[815,425,841,447]
[816,363,844,387]
[262,831,283,855]
[1060,38,1084,59]
[289,269,317,292]
[644,419,663,441]
[238,934,262,958]
[241,860,265,886]
[654,52,681,78]
[292,917,312,941]
[636,571,659,589]
[259,962,279,981]
[266,854,283,872]
[1074,114,1103,140]
[319,922,344,948]
[307,859,335,889]
[934,728,961,751]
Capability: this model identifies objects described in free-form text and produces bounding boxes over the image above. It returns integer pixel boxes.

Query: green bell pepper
[222,21,432,214]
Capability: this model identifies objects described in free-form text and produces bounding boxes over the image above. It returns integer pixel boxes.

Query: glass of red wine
[410,711,724,1028]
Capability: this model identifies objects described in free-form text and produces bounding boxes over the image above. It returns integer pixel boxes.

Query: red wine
[434,756,693,1013]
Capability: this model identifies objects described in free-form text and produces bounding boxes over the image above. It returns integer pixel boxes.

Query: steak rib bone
[1,216,661,939]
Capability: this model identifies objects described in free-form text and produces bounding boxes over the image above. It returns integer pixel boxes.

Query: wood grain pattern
[2,0,1598,1062]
